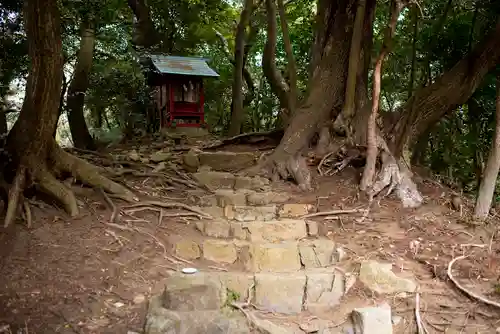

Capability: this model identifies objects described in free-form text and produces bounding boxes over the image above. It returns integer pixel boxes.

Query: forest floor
[0,131,499,334]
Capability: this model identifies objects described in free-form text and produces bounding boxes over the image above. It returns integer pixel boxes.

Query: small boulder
[198,151,256,172]
[182,149,200,172]
[359,260,417,294]
[150,150,171,162]
[352,303,393,334]
[193,171,236,189]
[247,191,290,205]
[128,150,141,161]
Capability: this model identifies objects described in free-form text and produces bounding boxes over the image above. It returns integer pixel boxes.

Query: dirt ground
[0,136,499,333]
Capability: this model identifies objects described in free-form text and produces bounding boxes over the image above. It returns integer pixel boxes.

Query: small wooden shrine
[142,55,219,129]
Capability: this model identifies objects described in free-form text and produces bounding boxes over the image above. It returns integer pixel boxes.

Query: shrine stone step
[192,170,270,190]
[151,268,350,316]
[195,219,318,242]
[195,203,315,221]
[171,237,344,272]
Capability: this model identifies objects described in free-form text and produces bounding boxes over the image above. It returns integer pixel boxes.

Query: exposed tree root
[245,150,313,191]
[4,166,27,228]
[202,129,284,150]
[2,143,137,227]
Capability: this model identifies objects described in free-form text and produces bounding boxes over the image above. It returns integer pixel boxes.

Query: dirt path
[0,141,499,333]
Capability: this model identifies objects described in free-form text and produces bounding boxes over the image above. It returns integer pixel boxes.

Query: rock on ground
[359,260,417,294]
[352,303,393,334]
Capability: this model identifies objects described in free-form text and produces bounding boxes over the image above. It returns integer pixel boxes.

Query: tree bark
[227,0,254,136]
[277,0,297,109]
[128,0,159,48]
[262,0,294,125]
[360,0,405,191]
[474,74,500,220]
[67,20,97,150]
[335,0,366,133]
[0,111,6,135]
[3,0,134,227]
[255,0,368,189]
[390,18,500,157]
[407,4,418,99]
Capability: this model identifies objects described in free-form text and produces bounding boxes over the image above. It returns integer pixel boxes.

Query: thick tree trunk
[407,4,418,99]
[360,0,406,191]
[390,19,500,157]
[128,0,159,48]
[474,75,500,220]
[0,111,6,135]
[67,20,97,150]
[227,0,254,137]
[277,0,297,111]
[3,0,134,227]
[255,0,368,189]
[262,0,294,125]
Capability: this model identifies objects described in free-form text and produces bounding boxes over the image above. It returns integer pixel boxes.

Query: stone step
[153,268,351,315]
[171,237,343,272]
[199,189,291,207]
[196,219,317,242]
[194,203,315,222]
[192,170,270,190]
[183,149,258,173]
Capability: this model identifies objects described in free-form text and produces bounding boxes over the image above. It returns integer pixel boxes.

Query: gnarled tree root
[3,144,136,227]
[246,151,312,191]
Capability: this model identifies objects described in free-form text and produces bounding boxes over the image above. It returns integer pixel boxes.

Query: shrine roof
[146,55,219,78]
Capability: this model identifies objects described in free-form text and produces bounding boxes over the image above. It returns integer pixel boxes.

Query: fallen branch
[302,208,365,219]
[447,255,500,309]
[124,201,212,219]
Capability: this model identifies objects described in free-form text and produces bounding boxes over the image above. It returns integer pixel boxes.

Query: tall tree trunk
[3,0,133,227]
[227,0,254,136]
[67,20,97,150]
[53,73,68,138]
[0,110,6,135]
[335,0,366,132]
[390,19,500,157]
[128,0,159,47]
[360,0,406,191]
[407,4,418,99]
[254,0,375,189]
[262,0,294,125]
[474,74,500,220]
[277,0,297,109]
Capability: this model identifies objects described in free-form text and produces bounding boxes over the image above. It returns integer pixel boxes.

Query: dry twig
[124,201,212,219]
[302,208,364,219]
[23,201,32,228]
[447,255,500,309]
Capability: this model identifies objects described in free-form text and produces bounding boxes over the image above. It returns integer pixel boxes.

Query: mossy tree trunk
[3,0,134,227]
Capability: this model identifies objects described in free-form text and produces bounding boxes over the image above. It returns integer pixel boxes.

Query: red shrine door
[155,77,205,128]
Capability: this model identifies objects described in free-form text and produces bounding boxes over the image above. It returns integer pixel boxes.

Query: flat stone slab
[245,242,301,272]
[234,175,270,190]
[161,273,226,311]
[305,269,345,312]
[240,219,308,242]
[146,295,251,334]
[254,273,306,314]
[193,171,236,189]
[198,151,257,172]
[359,260,417,294]
[214,189,248,206]
[202,239,238,264]
[232,205,277,221]
[278,204,315,218]
[352,303,393,334]
[247,191,290,205]
[299,239,337,269]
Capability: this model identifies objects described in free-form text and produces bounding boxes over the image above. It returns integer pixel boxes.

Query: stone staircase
[144,169,357,333]
[145,155,414,333]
